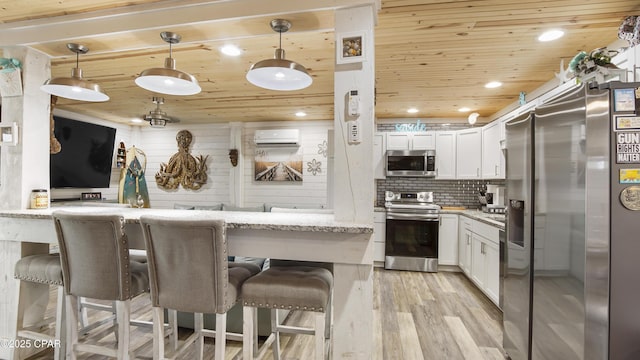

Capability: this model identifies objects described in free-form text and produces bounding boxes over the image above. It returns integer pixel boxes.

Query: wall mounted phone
[347,90,360,117]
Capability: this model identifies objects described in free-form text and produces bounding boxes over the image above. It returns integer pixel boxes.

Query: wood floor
[26,268,506,359]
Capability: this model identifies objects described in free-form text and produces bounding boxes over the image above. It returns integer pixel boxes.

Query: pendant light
[135,32,201,96]
[246,19,312,91]
[41,43,109,102]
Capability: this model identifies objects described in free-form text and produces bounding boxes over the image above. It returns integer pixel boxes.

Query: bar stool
[13,253,66,360]
[139,215,260,360]
[53,210,151,360]
[242,265,333,360]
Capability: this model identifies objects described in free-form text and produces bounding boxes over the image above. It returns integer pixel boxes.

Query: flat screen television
[50,116,117,189]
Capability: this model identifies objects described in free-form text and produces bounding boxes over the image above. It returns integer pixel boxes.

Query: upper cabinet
[456,128,482,179]
[386,132,435,150]
[435,131,456,179]
[481,121,504,179]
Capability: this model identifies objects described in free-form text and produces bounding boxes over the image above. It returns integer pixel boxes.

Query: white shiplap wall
[48,114,332,209]
[139,123,231,209]
[242,121,332,209]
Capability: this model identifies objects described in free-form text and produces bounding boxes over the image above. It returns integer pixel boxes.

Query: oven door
[385,215,439,272]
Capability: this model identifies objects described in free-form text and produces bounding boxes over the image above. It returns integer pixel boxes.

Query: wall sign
[616,132,640,163]
[395,119,427,132]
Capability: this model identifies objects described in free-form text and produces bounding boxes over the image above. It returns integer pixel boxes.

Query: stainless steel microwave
[385,150,436,177]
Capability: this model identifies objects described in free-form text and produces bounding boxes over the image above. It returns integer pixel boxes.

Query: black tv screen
[50,116,117,189]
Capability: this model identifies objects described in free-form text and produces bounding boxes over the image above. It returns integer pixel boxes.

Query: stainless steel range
[384,191,441,272]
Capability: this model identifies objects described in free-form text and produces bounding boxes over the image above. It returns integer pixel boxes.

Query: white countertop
[0,208,373,234]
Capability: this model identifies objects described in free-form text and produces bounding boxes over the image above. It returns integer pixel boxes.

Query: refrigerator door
[531,84,588,360]
[504,112,534,360]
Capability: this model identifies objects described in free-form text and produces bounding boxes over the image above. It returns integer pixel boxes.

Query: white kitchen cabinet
[435,131,456,179]
[386,132,411,150]
[373,132,386,179]
[470,233,500,304]
[386,132,435,150]
[456,128,482,179]
[411,133,435,150]
[481,121,505,179]
[469,219,500,306]
[438,214,458,266]
[458,216,473,276]
[373,211,386,266]
[459,215,500,306]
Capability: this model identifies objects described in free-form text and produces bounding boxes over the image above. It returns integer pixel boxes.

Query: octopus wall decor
[155,130,209,190]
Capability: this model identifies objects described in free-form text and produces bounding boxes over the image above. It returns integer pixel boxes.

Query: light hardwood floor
[27,269,506,359]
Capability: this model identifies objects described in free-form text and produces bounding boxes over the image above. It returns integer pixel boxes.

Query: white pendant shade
[246,19,312,91]
[135,32,201,96]
[246,50,312,91]
[40,44,109,102]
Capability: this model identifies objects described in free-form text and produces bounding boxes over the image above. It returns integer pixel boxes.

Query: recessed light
[131,118,143,123]
[458,107,471,112]
[538,29,564,42]
[220,44,242,56]
[485,81,502,89]
[407,108,419,114]
[295,111,307,117]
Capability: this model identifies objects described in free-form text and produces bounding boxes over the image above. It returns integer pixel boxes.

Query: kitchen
[1,1,640,359]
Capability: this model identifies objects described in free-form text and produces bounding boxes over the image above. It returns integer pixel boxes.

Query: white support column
[0,46,52,359]
[0,46,50,210]
[332,5,375,359]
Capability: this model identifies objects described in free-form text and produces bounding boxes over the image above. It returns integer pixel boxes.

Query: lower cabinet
[438,214,458,265]
[460,215,501,306]
[458,217,472,276]
[374,211,386,266]
[470,234,500,304]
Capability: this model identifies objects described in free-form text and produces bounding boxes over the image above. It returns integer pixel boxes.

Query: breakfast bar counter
[0,208,374,359]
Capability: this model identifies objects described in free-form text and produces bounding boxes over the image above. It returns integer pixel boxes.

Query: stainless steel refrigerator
[503,81,640,360]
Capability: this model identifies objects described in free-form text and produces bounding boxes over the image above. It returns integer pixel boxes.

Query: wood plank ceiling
[1,0,639,125]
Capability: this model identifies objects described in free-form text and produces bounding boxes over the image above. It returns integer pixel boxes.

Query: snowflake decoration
[307,159,322,176]
[317,140,328,158]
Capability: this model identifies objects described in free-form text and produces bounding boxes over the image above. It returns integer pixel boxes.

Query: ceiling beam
[0,0,377,46]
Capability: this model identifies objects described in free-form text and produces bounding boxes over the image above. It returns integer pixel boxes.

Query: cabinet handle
[481,243,485,254]
[495,165,498,176]
[477,168,480,177]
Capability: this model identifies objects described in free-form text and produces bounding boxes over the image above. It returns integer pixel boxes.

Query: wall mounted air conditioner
[254,129,300,147]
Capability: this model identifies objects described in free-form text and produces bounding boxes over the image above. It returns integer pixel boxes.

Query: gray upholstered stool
[14,253,66,360]
[242,266,333,360]
[53,210,151,360]
[140,215,260,360]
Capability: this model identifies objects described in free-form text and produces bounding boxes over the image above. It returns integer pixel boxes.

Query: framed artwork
[254,148,303,182]
[337,31,366,64]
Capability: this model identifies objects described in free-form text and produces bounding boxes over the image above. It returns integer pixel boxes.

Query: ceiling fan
[143,97,179,127]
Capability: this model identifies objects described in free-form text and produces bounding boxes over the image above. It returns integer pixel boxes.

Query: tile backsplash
[376,178,505,208]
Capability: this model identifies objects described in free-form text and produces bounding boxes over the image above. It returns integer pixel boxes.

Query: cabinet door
[373,212,386,264]
[481,121,504,179]
[386,132,411,150]
[412,133,435,150]
[456,128,482,179]
[435,131,456,179]
[470,234,485,286]
[484,239,500,305]
[373,132,386,179]
[438,214,458,265]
